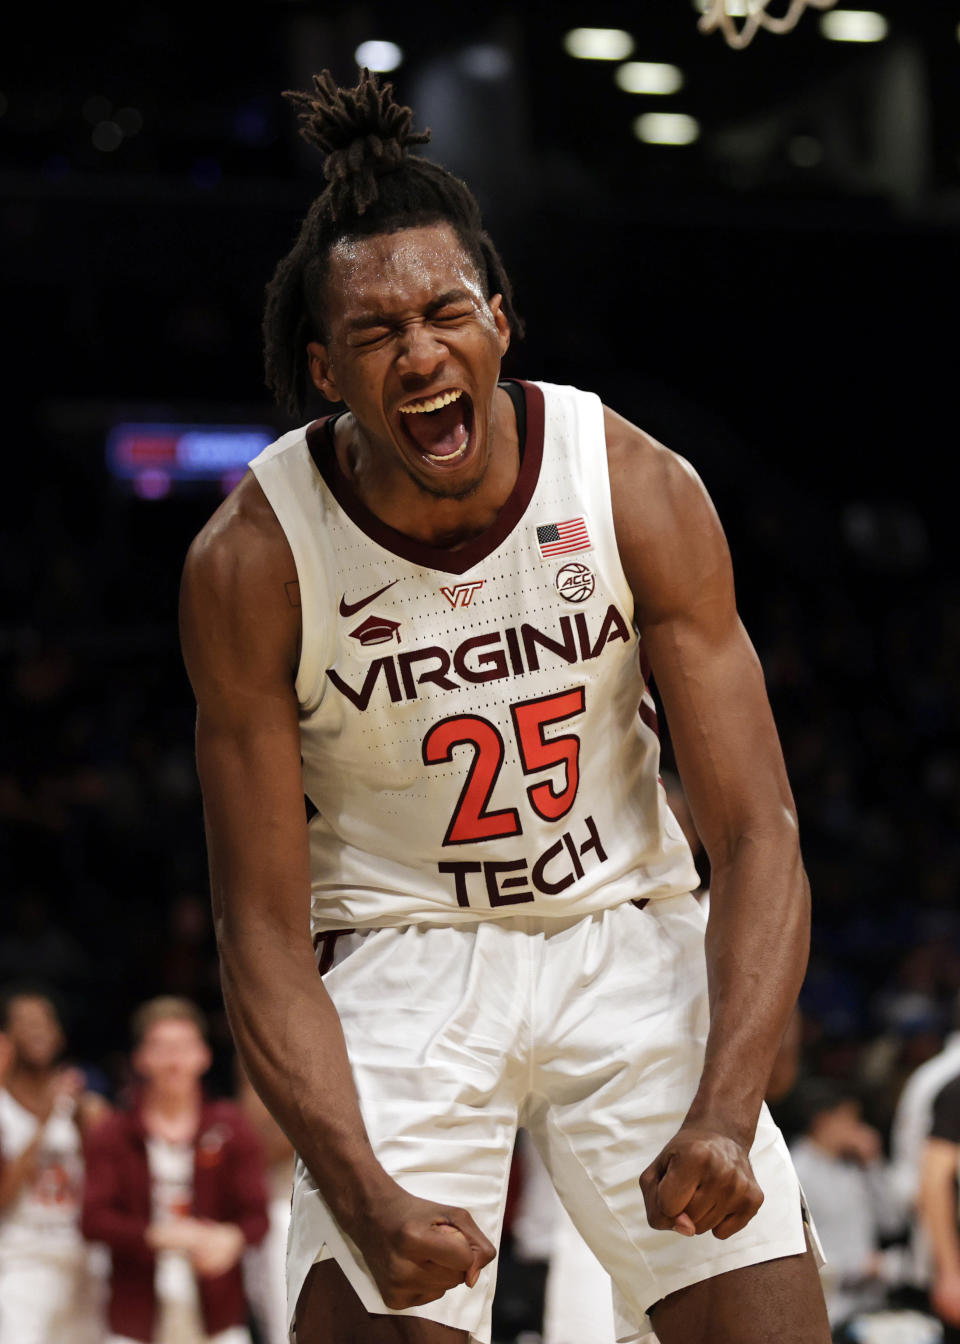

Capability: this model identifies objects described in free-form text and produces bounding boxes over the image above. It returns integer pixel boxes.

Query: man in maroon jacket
[82,996,269,1344]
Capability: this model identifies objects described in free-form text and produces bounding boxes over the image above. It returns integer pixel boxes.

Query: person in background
[0,982,109,1344]
[889,990,960,1301]
[236,1062,295,1344]
[918,1071,960,1343]
[82,996,269,1344]
[789,1080,903,1337]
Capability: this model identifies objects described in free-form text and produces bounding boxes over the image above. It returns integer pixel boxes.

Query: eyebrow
[346,289,475,333]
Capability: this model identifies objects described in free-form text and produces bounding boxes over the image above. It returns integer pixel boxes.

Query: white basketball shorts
[287,893,818,1343]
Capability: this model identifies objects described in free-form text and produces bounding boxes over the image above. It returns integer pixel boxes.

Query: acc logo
[349,614,402,647]
[555,562,595,603]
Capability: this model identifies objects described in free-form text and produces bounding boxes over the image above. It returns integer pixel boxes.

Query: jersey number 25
[421,687,586,845]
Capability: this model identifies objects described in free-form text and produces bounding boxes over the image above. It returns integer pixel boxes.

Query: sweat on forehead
[322,225,486,317]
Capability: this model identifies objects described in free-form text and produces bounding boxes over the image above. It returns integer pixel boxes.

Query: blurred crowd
[1,412,958,1342]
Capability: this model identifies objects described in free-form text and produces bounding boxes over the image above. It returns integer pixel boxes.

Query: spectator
[0,982,108,1344]
[790,1079,904,1336]
[82,996,268,1344]
[235,1063,294,1344]
[919,1073,960,1342]
[889,989,960,1296]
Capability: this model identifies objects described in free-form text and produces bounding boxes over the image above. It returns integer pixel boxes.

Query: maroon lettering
[438,861,483,908]
[327,606,633,711]
[578,814,608,864]
[326,658,399,711]
[521,617,577,671]
[531,839,575,895]
[561,832,585,880]
[453,633,510,684]
[574,612,592,661]
[504,626,525,677]
[484,859,534,907]
[398,647,458,699]
[439,818,609,908]
[590,604,631,658]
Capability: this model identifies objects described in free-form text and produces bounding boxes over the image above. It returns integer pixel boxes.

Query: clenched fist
[351,1185,496,1311]
[640,1126,764,1240]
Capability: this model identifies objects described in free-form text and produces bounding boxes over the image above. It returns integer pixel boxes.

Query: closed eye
[349,329,393,348]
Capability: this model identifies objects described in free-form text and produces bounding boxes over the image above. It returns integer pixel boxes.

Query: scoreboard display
[106,422,275,498]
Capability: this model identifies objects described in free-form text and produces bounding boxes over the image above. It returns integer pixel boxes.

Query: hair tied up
[284,68,430,163]
[325,131,405,185]
[264,67,524,417]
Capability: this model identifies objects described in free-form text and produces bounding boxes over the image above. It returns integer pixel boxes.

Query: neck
[7,1063,56,1111]
[142,1085,201,1127]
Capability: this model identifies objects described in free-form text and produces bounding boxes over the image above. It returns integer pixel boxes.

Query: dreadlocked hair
[263,68,524,417]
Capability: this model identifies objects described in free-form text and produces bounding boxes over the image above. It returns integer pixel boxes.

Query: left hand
[188,1221,246,1277]
[639,1125,764,1240]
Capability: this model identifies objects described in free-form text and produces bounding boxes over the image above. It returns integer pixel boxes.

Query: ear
[488,295,511,357]
[307,341,342,403]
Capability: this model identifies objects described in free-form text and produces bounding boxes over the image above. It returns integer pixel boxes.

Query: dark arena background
[3,3,960,1341]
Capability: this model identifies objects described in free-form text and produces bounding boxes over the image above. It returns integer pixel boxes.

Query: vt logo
[441,580,484,608]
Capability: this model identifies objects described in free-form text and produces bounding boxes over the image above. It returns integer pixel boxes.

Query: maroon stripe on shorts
[314,930,356,976]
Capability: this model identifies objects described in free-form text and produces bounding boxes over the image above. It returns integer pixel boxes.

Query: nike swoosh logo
[338,579,399,616]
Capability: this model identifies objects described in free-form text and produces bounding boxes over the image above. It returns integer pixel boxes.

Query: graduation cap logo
[349,614,401,647]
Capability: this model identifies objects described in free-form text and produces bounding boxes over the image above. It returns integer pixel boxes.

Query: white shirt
[0,1087,84,1259]
[790,1137,902,1326]
[888,1032,960,1285]
[147,1135,200,1310]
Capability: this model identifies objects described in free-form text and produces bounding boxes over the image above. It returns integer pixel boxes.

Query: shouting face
[307,222,511,504]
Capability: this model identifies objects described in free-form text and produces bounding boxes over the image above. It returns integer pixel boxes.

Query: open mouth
[398,388,474,466]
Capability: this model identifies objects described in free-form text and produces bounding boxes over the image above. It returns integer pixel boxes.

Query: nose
[396,320,446,380]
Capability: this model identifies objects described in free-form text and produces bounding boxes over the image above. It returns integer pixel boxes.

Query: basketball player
[0,985,108,1344]
[178,71,830,1344]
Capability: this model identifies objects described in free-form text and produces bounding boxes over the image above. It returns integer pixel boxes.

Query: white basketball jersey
[250,380,697,932]
[0,1089,84,1256]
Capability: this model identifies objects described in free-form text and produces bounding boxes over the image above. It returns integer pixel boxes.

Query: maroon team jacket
[81,1095,270,1342]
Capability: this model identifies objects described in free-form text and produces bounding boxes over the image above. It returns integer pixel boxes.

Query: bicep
[642,607,797,865]
[608,416,796,863]
[179,515,311,947]
[196,701,312,941]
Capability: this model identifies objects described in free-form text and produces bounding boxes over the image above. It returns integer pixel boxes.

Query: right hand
[350,1185,496,1310]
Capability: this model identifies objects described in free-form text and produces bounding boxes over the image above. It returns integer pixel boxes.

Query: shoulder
[603,404,712,523]
[180,472,301,682]
[83,1107,137,1151]
[182,471,293,599]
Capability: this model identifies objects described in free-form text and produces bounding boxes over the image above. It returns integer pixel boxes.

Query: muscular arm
[179,480,391,1226]
[607,408,809,1230]
[179,475,492,1306]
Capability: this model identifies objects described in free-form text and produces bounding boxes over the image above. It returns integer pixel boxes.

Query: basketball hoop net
[698,0,838,48]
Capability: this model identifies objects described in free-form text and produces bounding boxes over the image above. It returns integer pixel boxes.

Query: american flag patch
[536,517,591,558]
